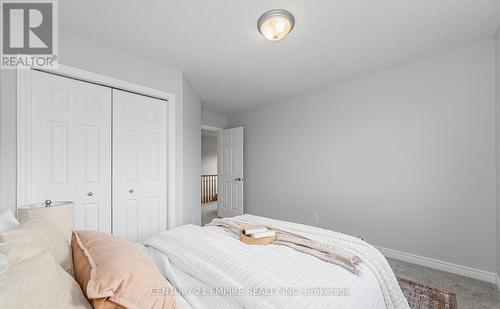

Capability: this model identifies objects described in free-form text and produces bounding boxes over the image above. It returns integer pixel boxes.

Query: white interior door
[30,70,112,232]
[112,90,167,242]
[217,127,244,217]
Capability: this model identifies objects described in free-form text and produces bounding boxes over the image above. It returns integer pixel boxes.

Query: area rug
[398,277,457,309]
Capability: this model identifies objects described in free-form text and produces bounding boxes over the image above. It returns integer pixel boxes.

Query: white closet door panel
[74,81,112,232]
[30,70,112,232]
[76,203,99,231]
[113,90,167,242]
[112,93,142,240]
[142,100,167,239]
[125,199,139,241]
[31,73,76,202]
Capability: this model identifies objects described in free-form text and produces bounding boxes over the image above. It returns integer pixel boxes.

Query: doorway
[201,126,244,225]
[201,128,219,225]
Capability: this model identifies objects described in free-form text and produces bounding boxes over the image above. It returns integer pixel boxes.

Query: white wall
[229,40,497,273]
[202,109,228,129]
[202,135,218,175]
[183,76,202,225]
[0,30,201,227]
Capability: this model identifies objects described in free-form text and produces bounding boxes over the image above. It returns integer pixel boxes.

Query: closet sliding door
[28,70,112,232]
[112,90,167,242]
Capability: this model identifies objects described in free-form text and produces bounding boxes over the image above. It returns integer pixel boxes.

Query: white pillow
[0,253,7,274]
[0,216,73,275]
[0,210,19,232]
[0,244,91,309]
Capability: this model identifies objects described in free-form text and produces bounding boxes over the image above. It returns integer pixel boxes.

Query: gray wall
[182,76,202,225]
[202,135,218,175]
[229,40,497,272]
[202,109,228,129]
[0,30,201,227]
[496,29,500,279]
[0,69,16,215]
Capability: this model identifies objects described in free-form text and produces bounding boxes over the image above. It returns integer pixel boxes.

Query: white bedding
[148,245,239,309]
[145,225,387,309]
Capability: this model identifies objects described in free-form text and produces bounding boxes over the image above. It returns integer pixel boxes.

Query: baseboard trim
[376,246,497,284]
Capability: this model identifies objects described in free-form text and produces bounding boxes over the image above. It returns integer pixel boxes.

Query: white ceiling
[60,0,500,114]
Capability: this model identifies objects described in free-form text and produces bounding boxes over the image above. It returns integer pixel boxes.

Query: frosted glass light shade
[258,10,295,41]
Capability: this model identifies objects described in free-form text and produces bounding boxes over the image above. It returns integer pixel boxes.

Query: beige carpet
[201,201,218,226]
[389,258,500,309]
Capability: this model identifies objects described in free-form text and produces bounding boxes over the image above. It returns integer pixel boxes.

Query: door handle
[234,178,243,181]
[129,189,134,193]
[87,192,94,197]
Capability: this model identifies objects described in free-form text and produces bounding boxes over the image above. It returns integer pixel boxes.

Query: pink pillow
[72,230,176,309]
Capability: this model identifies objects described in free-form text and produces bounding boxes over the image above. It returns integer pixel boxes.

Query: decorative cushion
[72,230,176,309]
[0,210,19,232]
[0,216,73,275]
[0,244,91,309]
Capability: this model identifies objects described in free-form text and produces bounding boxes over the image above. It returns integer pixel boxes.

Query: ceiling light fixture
[257,9,295,41]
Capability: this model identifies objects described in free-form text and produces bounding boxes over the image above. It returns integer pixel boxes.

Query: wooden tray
[239,227,276,245]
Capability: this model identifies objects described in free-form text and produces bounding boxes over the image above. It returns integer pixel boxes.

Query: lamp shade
[17,201,74,241]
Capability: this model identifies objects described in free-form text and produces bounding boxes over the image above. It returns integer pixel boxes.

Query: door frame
[16,64,178,229]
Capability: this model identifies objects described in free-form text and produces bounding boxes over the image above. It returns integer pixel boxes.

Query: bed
[0,210,409,309]
[146,227,385,309]
[143,214,409,309]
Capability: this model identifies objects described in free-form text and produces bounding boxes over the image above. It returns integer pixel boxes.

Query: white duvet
[145,224,388,309]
